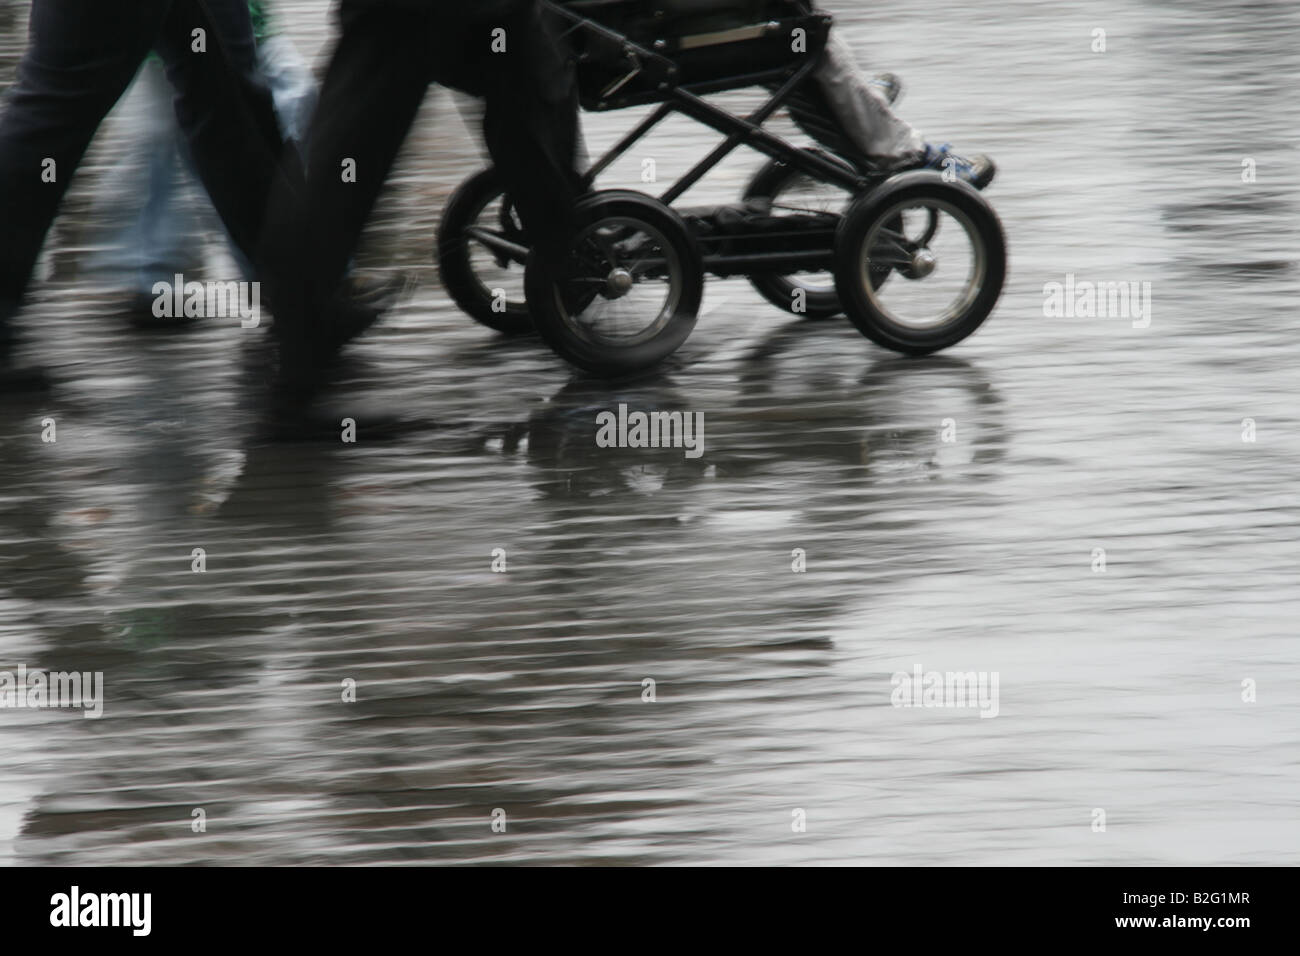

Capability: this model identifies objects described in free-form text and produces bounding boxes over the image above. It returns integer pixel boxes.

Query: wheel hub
[908,248,937,278]
[605,267,634,298]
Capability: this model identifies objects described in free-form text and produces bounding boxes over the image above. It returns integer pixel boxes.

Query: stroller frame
[438,0,1007,373]
[551,0,876,276]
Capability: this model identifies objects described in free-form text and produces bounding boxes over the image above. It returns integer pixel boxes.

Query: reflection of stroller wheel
[525,190,703,377]
[835,174,1006,355]
[436,167,533,336]
[742,149,857,319]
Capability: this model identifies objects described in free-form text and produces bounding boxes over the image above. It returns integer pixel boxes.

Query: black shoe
[122,291,201,331]
[323,299,383,357]
[268,273,410,365]
[325,273,416,350]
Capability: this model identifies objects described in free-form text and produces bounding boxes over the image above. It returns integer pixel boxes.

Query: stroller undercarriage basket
[679,199,838,277]
[555,0,831,110]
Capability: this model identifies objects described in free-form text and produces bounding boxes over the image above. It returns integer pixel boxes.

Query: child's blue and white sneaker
[915,143,996,190]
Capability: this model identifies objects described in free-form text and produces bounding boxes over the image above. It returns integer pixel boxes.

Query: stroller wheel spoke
[436,168,534,334]
[627,252,669,278]
[526,192,703,375]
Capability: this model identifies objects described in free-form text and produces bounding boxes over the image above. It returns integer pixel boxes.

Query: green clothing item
[145,1,269,65]
[249,0,270,42]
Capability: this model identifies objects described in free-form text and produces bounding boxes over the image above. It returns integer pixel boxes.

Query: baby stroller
[436,0,1006,375]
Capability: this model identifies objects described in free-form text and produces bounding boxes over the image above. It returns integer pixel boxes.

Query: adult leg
[153,0,287,270]
[259,0,434,396]
[161,0,282,290]
[0,0,167,350]
[81,59,196,295]
[471,2,581,270]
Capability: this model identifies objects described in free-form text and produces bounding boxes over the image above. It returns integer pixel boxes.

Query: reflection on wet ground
[1,0,1298,864]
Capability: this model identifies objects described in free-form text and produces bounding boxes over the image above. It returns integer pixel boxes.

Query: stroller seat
[555,0,831,110]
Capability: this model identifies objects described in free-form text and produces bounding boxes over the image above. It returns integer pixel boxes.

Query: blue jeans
[91,30,318,296]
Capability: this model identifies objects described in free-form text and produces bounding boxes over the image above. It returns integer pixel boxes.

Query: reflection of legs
[0,0,164,349]
[261,1,432,393]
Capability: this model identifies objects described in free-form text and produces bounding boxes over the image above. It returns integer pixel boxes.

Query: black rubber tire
[834,174,1006,355]
[742,149,848,319]
[525,190,704,377]
[436,167,533,336]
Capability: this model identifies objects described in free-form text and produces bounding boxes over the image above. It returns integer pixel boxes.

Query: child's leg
[814,34,923,162]
[812,33,996,189]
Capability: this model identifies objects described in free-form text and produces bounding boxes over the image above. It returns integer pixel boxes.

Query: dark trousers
[262,0,581,386]
[0,0,286,353]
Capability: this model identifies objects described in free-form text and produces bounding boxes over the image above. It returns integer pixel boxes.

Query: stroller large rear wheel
[436,167,533,336]
[525,190,704,377]
[834,173,1006,355]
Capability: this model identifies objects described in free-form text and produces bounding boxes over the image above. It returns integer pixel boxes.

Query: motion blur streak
[0,0,1297,865]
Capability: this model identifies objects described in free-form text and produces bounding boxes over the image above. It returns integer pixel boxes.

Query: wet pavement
[1,0,1298,865]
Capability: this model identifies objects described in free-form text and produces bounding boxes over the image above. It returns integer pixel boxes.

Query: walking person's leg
[137,0,283,319]
[81,58,197,300]
[153,0,288,273]
[463,0,581,271]
[257,0,582,427]
[258,0,435,410]
[0,0,167,362]
[0,0,290,388]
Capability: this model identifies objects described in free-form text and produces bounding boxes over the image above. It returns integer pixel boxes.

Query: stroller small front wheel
[525,190,704,377]
[834,173,1006,355]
